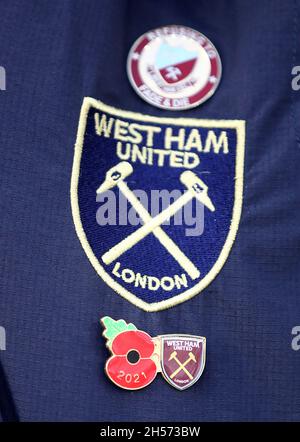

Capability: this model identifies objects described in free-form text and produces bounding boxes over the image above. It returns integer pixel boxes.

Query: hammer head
[180,171,215,212]
[188,352,197,363]
[96,162,133,194]
[169,350,177,362]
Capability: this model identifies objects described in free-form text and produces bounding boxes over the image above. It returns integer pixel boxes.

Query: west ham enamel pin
[127,25,222,110]
[101,317,206,391]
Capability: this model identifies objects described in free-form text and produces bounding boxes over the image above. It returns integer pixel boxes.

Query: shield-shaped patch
[71,98,245,312]
[160,335,206,390]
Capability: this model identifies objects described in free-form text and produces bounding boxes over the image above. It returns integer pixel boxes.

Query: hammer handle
[102,191,192,266]
[117,182,200,280]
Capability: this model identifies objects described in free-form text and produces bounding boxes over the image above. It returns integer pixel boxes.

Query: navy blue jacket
[0,0,300,421]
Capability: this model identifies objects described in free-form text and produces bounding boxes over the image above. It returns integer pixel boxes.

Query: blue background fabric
[0,0,300,421]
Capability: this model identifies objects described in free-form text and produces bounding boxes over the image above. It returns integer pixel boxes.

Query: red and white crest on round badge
[127,25,222,110]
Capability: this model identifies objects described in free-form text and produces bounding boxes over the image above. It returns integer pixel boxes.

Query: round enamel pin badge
[127,25,222,110]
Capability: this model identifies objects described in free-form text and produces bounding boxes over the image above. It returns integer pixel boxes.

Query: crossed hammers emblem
[96,161,215,279]
[169,351,197,380]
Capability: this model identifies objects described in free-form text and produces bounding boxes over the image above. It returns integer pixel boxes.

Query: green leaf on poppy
[101,317,137,350]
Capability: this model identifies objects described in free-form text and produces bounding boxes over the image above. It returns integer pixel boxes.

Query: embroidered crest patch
[71,98,245,311]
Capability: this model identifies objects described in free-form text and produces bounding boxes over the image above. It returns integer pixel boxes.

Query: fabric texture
[0,0,300,421]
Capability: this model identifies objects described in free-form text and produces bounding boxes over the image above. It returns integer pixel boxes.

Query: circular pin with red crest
[127,25,222,110]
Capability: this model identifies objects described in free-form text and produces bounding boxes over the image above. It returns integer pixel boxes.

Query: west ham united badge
[71,98,245,311]
[127,25,222,110]
[160,335,206,390]
[101,317,206,391]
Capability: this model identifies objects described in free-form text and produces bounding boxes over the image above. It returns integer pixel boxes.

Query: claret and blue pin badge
[127,25,222,110]
[101,317,206,391]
